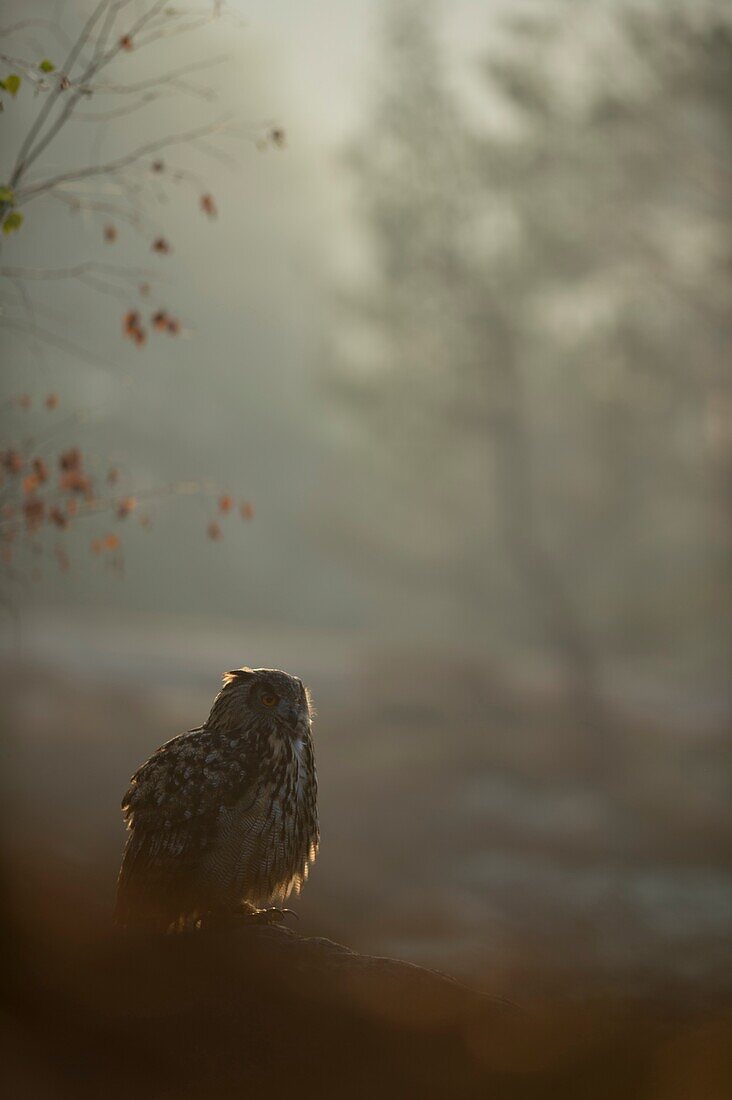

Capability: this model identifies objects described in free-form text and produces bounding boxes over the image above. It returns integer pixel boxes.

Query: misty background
[1,0,731,1004]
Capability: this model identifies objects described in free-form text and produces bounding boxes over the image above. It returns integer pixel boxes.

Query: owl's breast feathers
[115,724,318,931]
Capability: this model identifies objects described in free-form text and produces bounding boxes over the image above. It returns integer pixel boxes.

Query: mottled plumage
[115,667,318,931]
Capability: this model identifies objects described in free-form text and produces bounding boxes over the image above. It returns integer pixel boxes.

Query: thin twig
[71,77,216,122]
[0,479,215,535]
[15,0,169,184]
[0,315,118,371]
[16,117,236,203]
[134,13,222,50]
[48,189,158,234]
[91,53,227,95]
[0,261,156,280]
[10,0,112,188]
[0,53,55,85]
[0,17,74,50]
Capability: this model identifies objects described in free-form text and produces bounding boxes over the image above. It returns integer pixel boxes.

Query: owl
[115,667,318,931]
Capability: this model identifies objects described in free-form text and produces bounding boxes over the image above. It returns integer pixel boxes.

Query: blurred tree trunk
[492,375,613,774]
[326,0,731,772]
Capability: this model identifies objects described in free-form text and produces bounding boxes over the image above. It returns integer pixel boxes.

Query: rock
[6,920,728,1099]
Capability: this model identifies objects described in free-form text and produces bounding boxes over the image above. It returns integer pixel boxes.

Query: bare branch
[3,279,53,376]
[89,0,130,55]
[0,18,74,51]
[0,283,94,328]
[13,0,169,184]
[16,118,236,204]
[71,60,222,121]
[76,271,149,303]
[0,53,54,86]
[0,315,118,371]
[0,261,156,281]
[10,0,113,188]
[90,53,227,95]
[72,90,172,123]
[47,189,159,235]
[134,12,222,50]
[0,479,215,535]
[192,136,242,171]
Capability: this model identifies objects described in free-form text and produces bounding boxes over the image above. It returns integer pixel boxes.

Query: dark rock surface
[7,917,731,1099]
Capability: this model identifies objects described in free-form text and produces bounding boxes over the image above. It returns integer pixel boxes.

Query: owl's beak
[278,699,304,732]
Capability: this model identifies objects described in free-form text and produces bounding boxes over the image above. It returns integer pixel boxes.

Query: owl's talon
[245,906,297,925]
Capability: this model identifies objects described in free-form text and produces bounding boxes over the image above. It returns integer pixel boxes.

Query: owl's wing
[114,727,256,931]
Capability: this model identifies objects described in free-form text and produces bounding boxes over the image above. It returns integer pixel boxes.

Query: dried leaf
[200,193,217,218]
[32,457,48,483]
[22,497,45,532]
[123,308,147,347]
[59,470,92,496]
[59,447,82,472]
[54,545,70,571]
[1,449,23,475]
[116,496,136,519]
[123,309,141,335]
[207,521,222,541]
[49,506,68,530]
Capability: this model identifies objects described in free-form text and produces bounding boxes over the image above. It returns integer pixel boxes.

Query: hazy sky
[233,0,507,141]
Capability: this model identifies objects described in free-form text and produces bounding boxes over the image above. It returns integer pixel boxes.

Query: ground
[2,607,730,1007]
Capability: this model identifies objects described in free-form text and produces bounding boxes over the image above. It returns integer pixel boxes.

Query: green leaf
[1,74,21,96]
[39,59,56,73]
[0,186,13,204]
[2,211,24,235]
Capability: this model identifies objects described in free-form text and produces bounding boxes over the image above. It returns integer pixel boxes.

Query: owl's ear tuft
[222,666,254,687]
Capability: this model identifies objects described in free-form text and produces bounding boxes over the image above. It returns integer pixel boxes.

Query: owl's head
[207,666,313,736]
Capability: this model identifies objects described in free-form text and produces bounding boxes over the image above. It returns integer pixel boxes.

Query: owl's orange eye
[260,692,278,707]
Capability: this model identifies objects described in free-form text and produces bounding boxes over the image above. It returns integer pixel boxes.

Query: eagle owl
[115,667,318,931]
